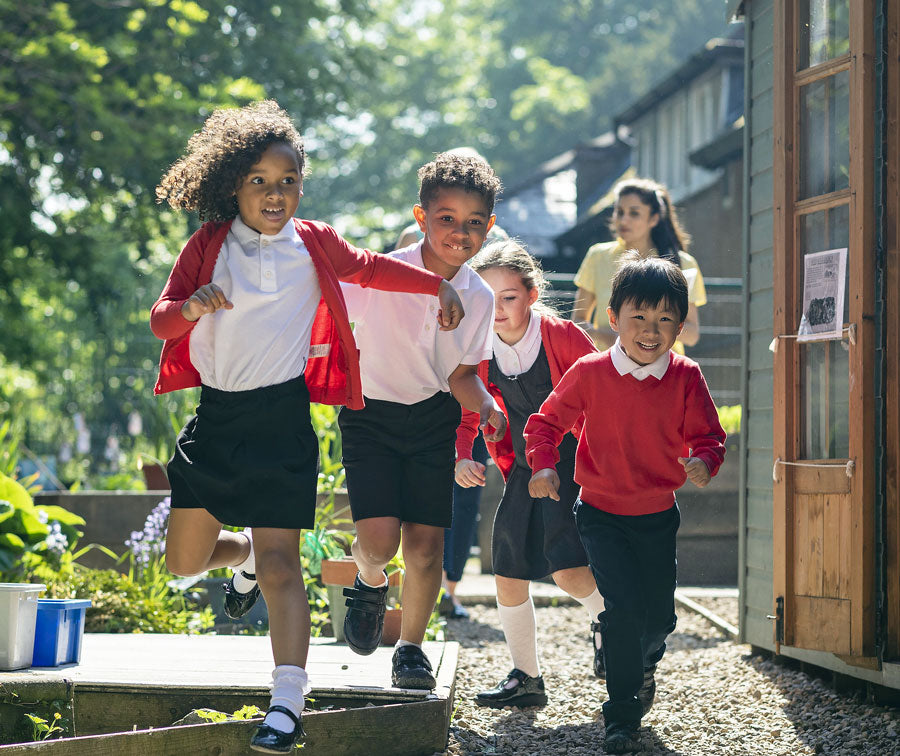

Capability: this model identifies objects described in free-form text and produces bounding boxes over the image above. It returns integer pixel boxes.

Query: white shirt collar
[610,338,670,381]
[231,214,298,247]
[492,310,542,376]
[409,240,472,290]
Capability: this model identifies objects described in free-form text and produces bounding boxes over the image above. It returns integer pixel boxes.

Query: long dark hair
[610,178,691,267]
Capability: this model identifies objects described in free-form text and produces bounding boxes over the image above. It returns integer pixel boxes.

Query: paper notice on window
[797,248,847,342]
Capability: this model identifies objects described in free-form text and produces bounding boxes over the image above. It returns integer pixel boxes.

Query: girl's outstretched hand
[455,458,486,487]
[678,456,711,488]
[479,401,508,442]
[436,279,465,330]
[182,284,233,322]
[528,468,560,501]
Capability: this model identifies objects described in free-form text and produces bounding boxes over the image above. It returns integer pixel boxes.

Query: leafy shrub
[717,404,742,435]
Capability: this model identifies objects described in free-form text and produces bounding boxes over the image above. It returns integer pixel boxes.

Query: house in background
[493,133,630,273]
[732,0,900,695]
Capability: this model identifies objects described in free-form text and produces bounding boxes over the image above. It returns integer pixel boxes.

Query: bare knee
[401,540,443,572]
[255,550,300,594]
[352,537,399,568]
[165,552,204,577]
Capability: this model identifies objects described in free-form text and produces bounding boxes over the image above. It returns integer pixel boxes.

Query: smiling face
[613,192,659,251]
[607,297,684,366]
[413,187,496,279]
[479,267,539,345]
[234,141,302,235]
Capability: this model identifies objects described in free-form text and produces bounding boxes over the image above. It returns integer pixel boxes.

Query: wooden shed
[732,0,900,690]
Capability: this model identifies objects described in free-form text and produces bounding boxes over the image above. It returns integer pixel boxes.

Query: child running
[338,151,507,690]
[525,252,726,753]
[454,239,606,708]
[151,101,464,754]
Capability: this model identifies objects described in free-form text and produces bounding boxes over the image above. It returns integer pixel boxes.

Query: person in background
[573,178,705,352]
[456,239,606,709]
[526,252,726,753]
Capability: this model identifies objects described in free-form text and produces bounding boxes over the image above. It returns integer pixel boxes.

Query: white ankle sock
[358,571,388,589]
[497,597,540,678]
[573,587,606,646]
[264,665,310,733]
[395,639,421,650]
[232,529,256,593]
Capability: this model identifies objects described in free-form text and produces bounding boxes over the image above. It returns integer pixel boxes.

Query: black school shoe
[391,644,436,689]
[342,573,389,655]
[591,620,606,679]
[474,668,548,708]
[223,571,260,620]
[249,706,306,754]
[638,665,657,716]
[604,720,641,754]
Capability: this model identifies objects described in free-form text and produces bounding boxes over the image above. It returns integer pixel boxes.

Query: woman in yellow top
[573,178,705,353]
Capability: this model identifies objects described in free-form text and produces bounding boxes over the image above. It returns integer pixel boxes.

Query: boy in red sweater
[525,252,726,754]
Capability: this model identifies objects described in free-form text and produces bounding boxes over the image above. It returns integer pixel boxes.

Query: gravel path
[438,603,900,755]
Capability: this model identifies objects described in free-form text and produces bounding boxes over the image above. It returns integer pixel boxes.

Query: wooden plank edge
[674,590,740,639]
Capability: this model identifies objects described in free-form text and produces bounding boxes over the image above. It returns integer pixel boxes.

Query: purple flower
[126,497,171,568]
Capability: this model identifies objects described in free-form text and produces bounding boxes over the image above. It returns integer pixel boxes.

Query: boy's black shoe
[591,620,605,679]
[474,668,548,708]
[342,572,389,655]
[391,644,436,689]
[604,721,641,753]
[223,571,260,620]
[638,665,657,716]
[249,706,305,754]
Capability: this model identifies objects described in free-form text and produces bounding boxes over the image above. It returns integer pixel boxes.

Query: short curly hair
[417,151,502,213]
[156,100,305,222]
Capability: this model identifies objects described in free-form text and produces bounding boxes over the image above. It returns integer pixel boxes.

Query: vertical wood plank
[885,0,900,660]
[822,494,841,598]
[793,494,809,596]
[839,490,852,600]
[771,0,795,647]
[848,0,877,658]
[807,493,824,597]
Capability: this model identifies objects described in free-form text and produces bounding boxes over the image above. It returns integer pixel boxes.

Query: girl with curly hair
[151,100,464,753]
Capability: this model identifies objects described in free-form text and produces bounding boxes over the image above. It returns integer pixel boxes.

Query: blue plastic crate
[32,599,91,667]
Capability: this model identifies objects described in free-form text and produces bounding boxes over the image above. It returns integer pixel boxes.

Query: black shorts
[338,392,461,528]
[167,376,318,529]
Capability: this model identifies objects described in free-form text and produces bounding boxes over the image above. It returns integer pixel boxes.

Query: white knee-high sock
[232,529,257,593]
[497,597,540,678]
[573,587,606,646]
[264,665,310,733]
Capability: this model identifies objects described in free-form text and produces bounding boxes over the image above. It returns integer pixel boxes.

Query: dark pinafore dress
[489,344,589,580]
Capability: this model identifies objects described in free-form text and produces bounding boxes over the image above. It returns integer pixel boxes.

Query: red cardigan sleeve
[312,222,442,294]
[150,226,212,340]
[683,368,727,477]
[524,360,588,473]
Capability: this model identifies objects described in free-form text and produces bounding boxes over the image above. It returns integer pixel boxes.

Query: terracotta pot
[382,607,402,646]
[321,557,401,587]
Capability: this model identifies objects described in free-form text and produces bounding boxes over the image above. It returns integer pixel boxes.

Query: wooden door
[771,0,876,660]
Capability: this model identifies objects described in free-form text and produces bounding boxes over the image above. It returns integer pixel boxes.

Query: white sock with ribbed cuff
[573,587,606,648]
[231,529,257,593]
[264,665,310,733]
[497,597,540,680]
[358,572,388,589]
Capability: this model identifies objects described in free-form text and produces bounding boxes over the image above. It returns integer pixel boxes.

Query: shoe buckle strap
[343,596,387,614]
[265,705,300,728]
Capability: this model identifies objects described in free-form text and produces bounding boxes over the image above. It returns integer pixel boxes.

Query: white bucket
[0,583,47,670]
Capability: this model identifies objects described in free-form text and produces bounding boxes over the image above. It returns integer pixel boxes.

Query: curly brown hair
[156,100,305,222]
[417,151,502,213]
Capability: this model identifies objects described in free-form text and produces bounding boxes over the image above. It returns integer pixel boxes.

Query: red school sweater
[150,218,443,409]
[524,350,726,516]
[455,314,598,482]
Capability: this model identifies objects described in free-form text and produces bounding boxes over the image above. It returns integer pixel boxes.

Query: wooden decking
[0,634,458,755]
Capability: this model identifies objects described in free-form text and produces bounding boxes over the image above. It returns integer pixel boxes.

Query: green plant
[23,712,64,742]
[0,472,85,576]
[717,404,742,436]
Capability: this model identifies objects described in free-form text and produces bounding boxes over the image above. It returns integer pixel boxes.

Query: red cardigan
[455,314,597,481]
[524,350,727,516]
[150,218,443,409]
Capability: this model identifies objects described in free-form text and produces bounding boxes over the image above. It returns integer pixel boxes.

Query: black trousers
[574,500,680,725]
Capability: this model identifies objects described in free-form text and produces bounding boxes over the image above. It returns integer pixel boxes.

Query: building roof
[613,31,744,127]
[690,117,744,170]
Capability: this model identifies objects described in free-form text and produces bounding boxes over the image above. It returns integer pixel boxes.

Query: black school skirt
[166,376,319,529]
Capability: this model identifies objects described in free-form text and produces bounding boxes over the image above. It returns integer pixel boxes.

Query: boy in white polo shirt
[339,151,507,689]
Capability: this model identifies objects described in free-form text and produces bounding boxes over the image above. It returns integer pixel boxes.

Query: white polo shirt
[189,215,320,392]
[610,338,670,381]
[492,310,542,377]
[342,241,495,404]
